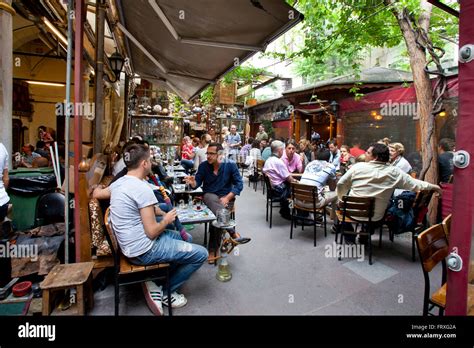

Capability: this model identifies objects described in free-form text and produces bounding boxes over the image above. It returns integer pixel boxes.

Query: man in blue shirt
[184,143,250,253]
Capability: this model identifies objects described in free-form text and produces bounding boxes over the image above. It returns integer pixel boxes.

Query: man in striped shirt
[299,148,338,209]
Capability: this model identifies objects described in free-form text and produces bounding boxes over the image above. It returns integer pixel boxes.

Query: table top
[171,165,186,172]
[177,205,216,224]
[167,171,187,178]
[172,184,203,194]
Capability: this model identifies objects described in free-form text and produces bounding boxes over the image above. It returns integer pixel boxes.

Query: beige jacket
[336,161,439,221]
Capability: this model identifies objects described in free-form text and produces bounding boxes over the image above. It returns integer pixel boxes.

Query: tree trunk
[386,0,439,223]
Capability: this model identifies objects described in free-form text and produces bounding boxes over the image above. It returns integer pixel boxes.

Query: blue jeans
[132,230,208,293]
[180,159,194,174]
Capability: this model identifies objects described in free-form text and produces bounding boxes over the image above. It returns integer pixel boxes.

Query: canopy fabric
[339,76,458,115]
[118,0,302,100]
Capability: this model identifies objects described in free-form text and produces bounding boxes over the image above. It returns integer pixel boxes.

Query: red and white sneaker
[142,281,163,316]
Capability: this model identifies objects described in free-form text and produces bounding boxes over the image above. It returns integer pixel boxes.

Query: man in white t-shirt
[108,144,208,315]
[0,143,9,223]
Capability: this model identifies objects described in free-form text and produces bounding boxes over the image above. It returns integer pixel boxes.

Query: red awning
[272,120,291,128]
[339,76,458,115]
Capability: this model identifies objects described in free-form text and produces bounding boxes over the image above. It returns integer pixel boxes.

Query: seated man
[184,142,251,250]
[299,148,338,219]
[262,140,298,220]
[97,144,208,315]
[336,143,441,242]
[281,139,303,174]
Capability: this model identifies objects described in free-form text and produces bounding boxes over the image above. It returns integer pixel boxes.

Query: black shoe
[280,213,292,221]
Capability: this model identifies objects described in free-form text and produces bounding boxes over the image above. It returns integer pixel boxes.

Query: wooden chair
[410,190,435,262]
[335,196,378,265]
[263,174,281,229]
[290,182,327,247]
[104,208,172,316]
[255,159,265,194]
[415,223,449,316]
[441,213,452,241]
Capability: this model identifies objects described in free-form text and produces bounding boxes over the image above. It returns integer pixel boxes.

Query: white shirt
[0,143,9,206]
[337,161,438,221]
[391,156,412,174]
[109,175,158,257]
[193,145,208,170]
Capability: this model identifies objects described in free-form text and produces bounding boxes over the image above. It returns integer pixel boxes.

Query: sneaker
[142,281,163,316]
[162,291,188,308]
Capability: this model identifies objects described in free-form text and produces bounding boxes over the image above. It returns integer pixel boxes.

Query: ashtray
[193,206,204,211]
[13,281,32,297]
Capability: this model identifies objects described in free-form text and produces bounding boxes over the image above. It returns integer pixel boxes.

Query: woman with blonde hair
[339,145,355,174]
[389,142,412,173]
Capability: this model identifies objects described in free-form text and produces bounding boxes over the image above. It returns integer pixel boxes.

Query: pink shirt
[281,151,303,173]
[263,156,290,186]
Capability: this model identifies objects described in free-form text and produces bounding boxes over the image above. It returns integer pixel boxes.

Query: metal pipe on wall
[74,0,85,263]
[64,0,73,264]
[94,0,106,154]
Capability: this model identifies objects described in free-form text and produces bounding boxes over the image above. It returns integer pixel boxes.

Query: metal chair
[335,196,378,265]
[290,182,327,247]
[104,208,172,316]
[263,174,281,229]
[415,223,448,316]
[255,159,265,194]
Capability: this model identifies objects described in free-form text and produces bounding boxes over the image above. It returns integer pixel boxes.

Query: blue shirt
[195,161,243,197]
[261,147,271,161]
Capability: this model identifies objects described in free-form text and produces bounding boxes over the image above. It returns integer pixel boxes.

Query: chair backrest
[416,223,449,274]
[413,190,434,225]
[338,196,375,222]
[103,208,120,257]
[441,213,452,240]
[263,174,273,197]
[291,182,318,208]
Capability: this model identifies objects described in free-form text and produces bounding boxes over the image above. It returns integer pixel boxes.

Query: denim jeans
[131,230,208,293]
[180,159,194,174]
[273,182,291,215]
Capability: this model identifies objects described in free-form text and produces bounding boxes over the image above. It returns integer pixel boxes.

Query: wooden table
[40,262,94,316]
[172,184,203,194]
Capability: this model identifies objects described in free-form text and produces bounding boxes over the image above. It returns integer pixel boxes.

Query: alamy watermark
[324,242,365,262]
[0,241,38,261]
[380,100,420,120]
[55,100,95,120]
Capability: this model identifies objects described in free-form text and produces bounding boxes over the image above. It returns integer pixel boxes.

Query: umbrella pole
[64,0,73,264]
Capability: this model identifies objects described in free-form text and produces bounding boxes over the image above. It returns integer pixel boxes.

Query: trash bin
[7,168,57,231]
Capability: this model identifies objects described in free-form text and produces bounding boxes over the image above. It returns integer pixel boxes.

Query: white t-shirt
[392,156,412,174]
[193,145,208,170]
[0,143,9,206]
[109,175,158,257]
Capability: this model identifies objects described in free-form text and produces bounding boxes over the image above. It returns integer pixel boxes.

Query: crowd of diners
[87,123,453,315]
[2,121,454,316]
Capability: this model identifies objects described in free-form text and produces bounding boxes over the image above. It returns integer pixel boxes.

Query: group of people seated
[255,133,449,244]
[15,126,58,169]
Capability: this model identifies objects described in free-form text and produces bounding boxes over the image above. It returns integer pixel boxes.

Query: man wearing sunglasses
[184,143,251,258]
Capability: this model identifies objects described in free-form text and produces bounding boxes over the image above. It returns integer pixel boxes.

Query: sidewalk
[90,178,440,315]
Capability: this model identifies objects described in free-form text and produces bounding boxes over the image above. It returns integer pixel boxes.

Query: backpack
[386,191,416,234]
